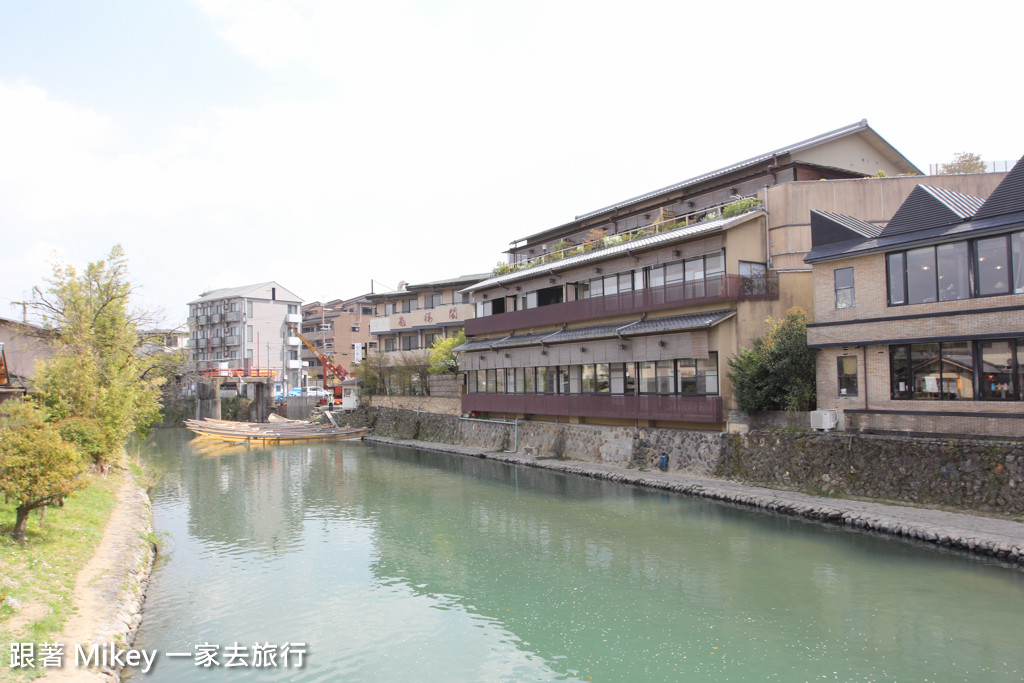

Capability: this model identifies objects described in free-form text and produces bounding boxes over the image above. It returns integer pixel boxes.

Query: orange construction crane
[286,323,351,393]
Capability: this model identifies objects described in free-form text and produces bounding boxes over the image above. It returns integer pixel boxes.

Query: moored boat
[185,418,366,444]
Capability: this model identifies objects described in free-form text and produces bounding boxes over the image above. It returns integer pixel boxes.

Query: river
[129,429,1024,681]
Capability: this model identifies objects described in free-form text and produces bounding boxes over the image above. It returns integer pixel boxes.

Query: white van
[301,386,332,398]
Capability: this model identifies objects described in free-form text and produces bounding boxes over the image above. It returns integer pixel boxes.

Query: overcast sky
[1,0,1021,327]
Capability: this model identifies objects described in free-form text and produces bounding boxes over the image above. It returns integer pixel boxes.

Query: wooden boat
[185,418,366,444]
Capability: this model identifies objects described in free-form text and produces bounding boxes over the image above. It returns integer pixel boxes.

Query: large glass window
[978,340,1016,400]
[937,242,970,301]
[906,247,938,304]
[558,366,570,394]
[655,360,674,394]
[637,361,658,394]
[1014,233,1024,294]
[581,364,595,393]
[975,236,1011,296]
[495,369,505,394]
[834,267,855,309]
[522,367,535,393]
[485,369,497,393]
[940,341,973,400]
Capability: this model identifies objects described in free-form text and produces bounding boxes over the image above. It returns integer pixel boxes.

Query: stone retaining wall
[718,430,1024,515]
[364,395,463,415]
[353,406,723,474]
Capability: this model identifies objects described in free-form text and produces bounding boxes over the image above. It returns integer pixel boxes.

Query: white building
[187,282,304,395]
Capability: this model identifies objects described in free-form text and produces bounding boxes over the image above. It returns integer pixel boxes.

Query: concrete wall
[718,430,1024,515]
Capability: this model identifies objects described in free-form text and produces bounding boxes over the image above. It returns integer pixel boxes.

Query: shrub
[58,417,107,466]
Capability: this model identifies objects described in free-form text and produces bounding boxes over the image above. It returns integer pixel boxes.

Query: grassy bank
[0,472,121,680]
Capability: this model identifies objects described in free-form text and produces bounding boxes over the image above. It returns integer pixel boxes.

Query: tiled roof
[454,309,736,353]
[516,119,921,242]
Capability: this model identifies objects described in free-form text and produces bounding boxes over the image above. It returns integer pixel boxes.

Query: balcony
[286,313,302,324]
[286,359,303,369]
[462,393,723,424]
[224,335,240,346]
[210,337,223,347]
[286,336,301,346]
[466,274,778,336]
[224,311,241,322]
[370,317,391,334]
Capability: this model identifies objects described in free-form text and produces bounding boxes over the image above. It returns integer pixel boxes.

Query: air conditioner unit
[810,409,839,431]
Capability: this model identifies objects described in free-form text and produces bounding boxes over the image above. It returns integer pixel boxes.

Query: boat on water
[185,417,366,444]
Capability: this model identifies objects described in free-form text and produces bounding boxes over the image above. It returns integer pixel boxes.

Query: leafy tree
[428,331,466,375]
[28,245,163,463]
[0,399,88,541]
[728,308,817,413]
[939,151,986,175]
[352,351,390,395]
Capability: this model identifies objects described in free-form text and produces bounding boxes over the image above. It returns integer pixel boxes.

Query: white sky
[1,0,1021,327]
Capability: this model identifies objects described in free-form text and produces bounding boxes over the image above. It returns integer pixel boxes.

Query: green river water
[129,429,1024,682]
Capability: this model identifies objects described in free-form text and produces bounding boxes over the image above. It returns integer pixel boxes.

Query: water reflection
[132,431,1024,682]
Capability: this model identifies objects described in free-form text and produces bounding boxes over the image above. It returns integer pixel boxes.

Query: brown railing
[466,274,778,336]
[461,393,723,423]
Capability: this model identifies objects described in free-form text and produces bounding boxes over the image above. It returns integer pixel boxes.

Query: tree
[352,351,390,396]
[428,331,466,375]
[939,151,986,175]
[0,399,88,541]
[28,245,163,463]
[728,308,817,413]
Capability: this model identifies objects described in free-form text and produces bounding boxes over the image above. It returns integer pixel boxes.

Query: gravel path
[366,436,1024,566]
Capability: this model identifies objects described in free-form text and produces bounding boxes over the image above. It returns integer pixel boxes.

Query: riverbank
[365,435,1024,566]
[41,473,155,682]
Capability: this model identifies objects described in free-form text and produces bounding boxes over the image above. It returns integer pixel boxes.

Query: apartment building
[187,282,304,395]
[367,274,486,392]
[805,155,1024,438]
[299,295,376,388]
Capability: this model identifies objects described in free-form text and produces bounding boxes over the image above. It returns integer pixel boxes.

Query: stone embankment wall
[364,396,462,415]
[718,430,1024,515]
[351,407,722,474]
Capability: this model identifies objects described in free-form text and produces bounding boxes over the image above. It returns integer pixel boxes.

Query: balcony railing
[462,393,723,423]
[466,274,778,336]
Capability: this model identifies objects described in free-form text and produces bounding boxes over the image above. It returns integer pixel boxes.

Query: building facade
[505,120,921,269]
[187,282,304,395]
[366,274,485,394]
[299,295,376,388]
[805,156,1024,438]
[455,122,932,429]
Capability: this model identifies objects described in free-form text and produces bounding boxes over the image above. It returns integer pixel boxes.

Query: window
[888,231,1024,305]
[402,299,418,314]
[385,338,397,352]
[401,336,418,351]
[937,242,970,301]
[423,294,443,309]
[495,368,506,394]
[351,326,360,332]
[523,367,535,393]
[892,342,986,400]
[246,301,253,318]
[385,303,396,316]
[834,267,855,309]
[595,363,610,393]
[975,235,1011,296]
[287,304,298,314]
[246,325,253,342]
[362,307,374,315]
[837,356,858,396]
[978,340,1016,400]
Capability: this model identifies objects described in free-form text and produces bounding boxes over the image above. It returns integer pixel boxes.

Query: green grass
[0,472,121,680]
